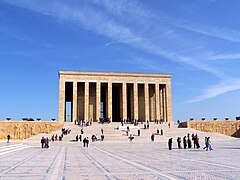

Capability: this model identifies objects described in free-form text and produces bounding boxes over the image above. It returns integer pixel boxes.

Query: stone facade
[58,71,172,123]
[0,121,63,140]
[179,120,240,137]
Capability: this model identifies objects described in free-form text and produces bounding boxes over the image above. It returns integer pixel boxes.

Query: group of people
[154,119,165,124]
[203,137,213,151]
[144,122,150,129]
[61,128,71,135]
[168,134,213,151]
[41,137,49,148]
[156,129,164,135]
[75,119,92,127]
[51,134,63,141]
[120,118,142,126]
[91,128,105,142]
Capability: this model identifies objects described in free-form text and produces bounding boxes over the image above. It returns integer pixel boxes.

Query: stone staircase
[62,122,235,144]
[21,121,235,146]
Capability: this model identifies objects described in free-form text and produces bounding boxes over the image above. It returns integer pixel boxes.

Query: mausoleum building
[58,71,172,123]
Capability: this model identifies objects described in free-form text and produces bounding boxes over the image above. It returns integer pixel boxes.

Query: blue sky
[0,0,240,121]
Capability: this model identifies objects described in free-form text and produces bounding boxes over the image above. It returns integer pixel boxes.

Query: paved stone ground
[0,123,239,180]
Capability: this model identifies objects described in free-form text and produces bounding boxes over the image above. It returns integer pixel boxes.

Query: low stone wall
[179,120,240,137]
[0,121,63,140]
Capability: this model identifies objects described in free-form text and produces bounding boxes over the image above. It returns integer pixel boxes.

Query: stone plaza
[0,122,239,180]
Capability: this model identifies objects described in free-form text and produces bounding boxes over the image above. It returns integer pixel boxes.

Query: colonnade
[59,80,172,123]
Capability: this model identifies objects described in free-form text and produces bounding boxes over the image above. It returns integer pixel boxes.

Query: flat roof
[58,70,172,78]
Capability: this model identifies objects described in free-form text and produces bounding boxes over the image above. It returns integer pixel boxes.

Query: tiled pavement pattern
[0,123,239,180]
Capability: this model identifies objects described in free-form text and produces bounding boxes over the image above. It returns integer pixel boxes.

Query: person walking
[83,138,86,147]
[79,134,82,142]
[160,129,163,135]
[151,134,155,142]
[45,137,49,148]
[41,137,45,148]
[207,137,213,151]
[76,135,79,142]
[138,129,140,136]
[86,137,89,147]
[203,137,208,150]
[101,128,104,134]
[51,135,55,142]
[168,138,173,150]
[7,134,10,143]
[101,134,104,141]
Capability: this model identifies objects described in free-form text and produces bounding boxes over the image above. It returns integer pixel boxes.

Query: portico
[58,71,172,123]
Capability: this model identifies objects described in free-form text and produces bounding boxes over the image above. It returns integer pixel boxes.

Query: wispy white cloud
[206,52,240,61]
[4,0,240,103]
[95,0,240,43]
[166,16,240,43]
[186,78,240,103]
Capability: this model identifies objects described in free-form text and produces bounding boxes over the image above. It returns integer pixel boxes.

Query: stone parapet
[0,121,63,140]
[179,120,240,137]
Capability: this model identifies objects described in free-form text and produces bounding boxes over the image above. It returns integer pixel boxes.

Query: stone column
[144,83,149,121]
[162,85,166,122]
[96,81,101,122]
[108,82,112,121]
[72,81,77,122]
[134,83,138,120]
[84,81,89,121]
[122,82,127,120]
[159,85,163,121]
[166,81,172,122]
[58,78,65,122]
[155,83,160,120]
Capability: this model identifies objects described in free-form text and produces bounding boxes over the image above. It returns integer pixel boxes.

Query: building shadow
[232,128,240,138]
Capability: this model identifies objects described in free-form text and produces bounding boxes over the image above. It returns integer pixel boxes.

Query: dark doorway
[112,83,122,122]
[127,83,134,120]
[65,82,73,122]
[101,83,107,119]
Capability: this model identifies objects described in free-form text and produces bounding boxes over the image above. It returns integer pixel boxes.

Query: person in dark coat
[187,133,192,148]
[151,134,155,142]
[83,138,86,147]
[168,138,173,150]
[183,136,187,149]
[160,129,163,135]
[86,137,89,147]
[138,129,140,136]
[101,134,104,141]
[45,137,49,148]
[79,134,82,142]
[177,137,182,149]
[76,135,79,141]
[195,134,200,149]
[192,133,196,148]
[7,134,10,143]
[41,137,45,148]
